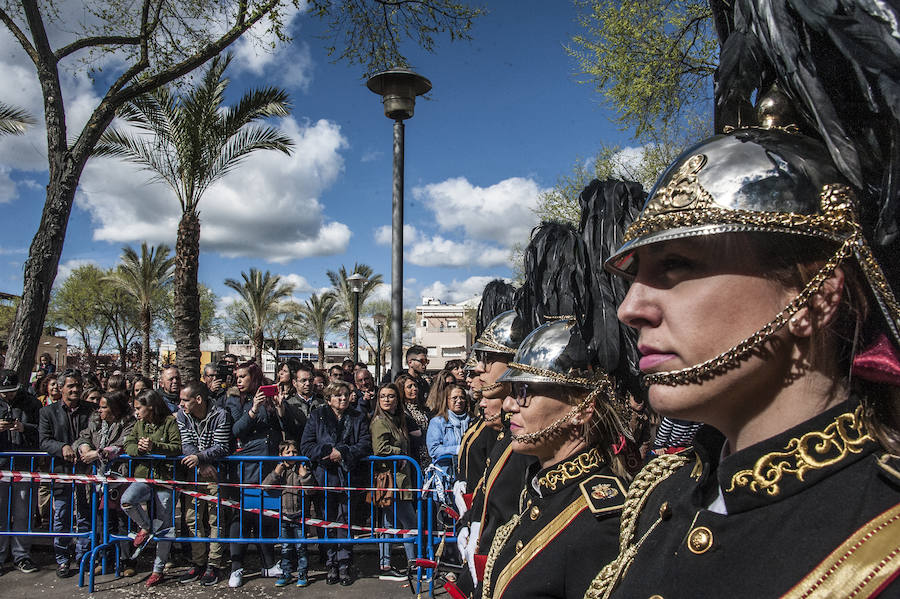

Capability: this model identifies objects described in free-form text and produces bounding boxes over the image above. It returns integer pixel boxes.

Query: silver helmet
[471,310,519,356]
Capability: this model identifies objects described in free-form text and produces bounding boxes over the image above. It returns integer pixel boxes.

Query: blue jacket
[300,405,372,488]
[426,411,471,459]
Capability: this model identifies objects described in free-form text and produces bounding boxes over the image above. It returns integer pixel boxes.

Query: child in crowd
[263,440,317,587]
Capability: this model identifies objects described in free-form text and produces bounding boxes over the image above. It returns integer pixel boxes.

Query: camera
[215,360,234,382]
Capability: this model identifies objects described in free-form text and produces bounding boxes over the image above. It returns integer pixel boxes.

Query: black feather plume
[475,279,517,339]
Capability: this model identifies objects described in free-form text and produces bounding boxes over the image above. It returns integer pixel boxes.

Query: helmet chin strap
[483,410,502,423]
[510,392,595,445]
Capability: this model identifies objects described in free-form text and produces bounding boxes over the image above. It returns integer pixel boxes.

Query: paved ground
[0,544,446,599]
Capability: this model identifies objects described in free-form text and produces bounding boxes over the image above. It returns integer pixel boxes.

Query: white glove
[452,480,468,518]
[466,520,481,582]
[456,525,469,560]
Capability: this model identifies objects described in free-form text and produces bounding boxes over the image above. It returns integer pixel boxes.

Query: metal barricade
[82,453,428,592]
[0,451,99,582]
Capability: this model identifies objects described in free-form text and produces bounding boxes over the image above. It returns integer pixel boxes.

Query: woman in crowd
[588,122,900,597]
[426,383,471,460]
[300,381,372,586]
[38,374,61,406]
[131,375,151,397]
[276,360,299,399]
[395,373,431,469]
[121,389,181,587]
[81,386,102,406]
[105,373,126,393]
[369,382,418,580]
[445,359,466,385]
[425,368,457,414]
[224,360,294,587]
[75,391,136,575]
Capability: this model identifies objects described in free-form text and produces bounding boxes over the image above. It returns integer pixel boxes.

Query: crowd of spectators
[0,345,476,589]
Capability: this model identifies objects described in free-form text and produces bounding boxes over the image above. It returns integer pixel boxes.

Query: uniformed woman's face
[504,383,583,460]
[617,237,797,429]
[478,356,509,428]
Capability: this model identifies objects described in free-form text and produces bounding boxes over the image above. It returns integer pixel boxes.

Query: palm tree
[105,243,175,377]
[224,269,294,367]
[297,293,346,368]
[94,54,293,379]
[0,103,35,136]
[326,263,383,362]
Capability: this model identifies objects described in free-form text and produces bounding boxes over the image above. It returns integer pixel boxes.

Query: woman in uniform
[588,104,900,598]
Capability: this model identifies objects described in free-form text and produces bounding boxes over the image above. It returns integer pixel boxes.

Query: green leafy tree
[297,292,346,369]
[0,102,35,136]
[326,263,383,362]
[94,284,141,372]
[224,268,294,366]
[104,242,174,377]
[264,301,304,363]
[49,264,112,370]
[568,0,717,139]
[359,298,414,372]
[0,0,483,383]
[95,55,293,380]
[161,284,218,343]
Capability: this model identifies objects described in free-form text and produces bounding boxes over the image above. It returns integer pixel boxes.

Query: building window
[447,320,458,328]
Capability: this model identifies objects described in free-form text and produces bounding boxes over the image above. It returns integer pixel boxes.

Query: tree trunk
[317,336,325,369]
[253,328,263,369]
[141,305,152,378]
[173,210,201,380]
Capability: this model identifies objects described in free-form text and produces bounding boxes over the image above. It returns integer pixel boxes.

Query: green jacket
[124,415,182,479]
[370,414,416,501]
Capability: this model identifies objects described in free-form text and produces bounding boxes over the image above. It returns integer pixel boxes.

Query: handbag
[365,469,394,508]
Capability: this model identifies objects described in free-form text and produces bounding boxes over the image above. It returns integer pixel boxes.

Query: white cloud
[56,259,98,284]
[374,223,510,268]
[413,177,545,247]
[420,276,501,305]
[0,247,26,256]
[76,117,352,262]
[361,150,382,163]
[0,167,17,203]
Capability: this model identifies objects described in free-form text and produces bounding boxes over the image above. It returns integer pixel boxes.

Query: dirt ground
[0,542,444,599]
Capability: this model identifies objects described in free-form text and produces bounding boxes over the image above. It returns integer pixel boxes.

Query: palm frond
[0,102,36,136]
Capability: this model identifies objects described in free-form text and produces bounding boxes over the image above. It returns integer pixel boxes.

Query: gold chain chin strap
[583,453,690,599]
[510,391,597,444]
[644,236,854,386]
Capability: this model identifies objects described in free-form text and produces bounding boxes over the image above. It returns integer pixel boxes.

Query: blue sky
[0,2,634,341]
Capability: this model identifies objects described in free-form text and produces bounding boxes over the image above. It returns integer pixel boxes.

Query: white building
[414,296,476,371]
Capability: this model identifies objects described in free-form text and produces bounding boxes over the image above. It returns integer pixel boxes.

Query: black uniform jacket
[480,447,625,599]
[458,417,498,487]
[606,400,900,599]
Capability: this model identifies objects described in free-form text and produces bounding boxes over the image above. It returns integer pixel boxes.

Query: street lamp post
[367,68,432,382]
[347,272,368,364]
[373,313,386,383]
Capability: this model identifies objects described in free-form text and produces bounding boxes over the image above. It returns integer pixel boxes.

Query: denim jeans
[0,481,33,564]
[121,482,173,573]
[278,522,309,576]
[379,500,417,568]
[51,484,91,565]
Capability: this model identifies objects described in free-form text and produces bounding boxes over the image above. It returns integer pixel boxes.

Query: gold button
[515,540,523,553]
[687,526,713,554]
[530,505,540,520]
[659,502,671,520]
[498,432,505,440]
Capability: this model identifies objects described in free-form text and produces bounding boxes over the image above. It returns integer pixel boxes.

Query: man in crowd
[0,370,40,575]
[290,365,322,418]
[38,369,95,578]
[327,365,344,385]
[352,368,375,418]
[405,345,431,399]
[312,371,327,397]
[176,380,233,587]
[159,366,181,412]
[202,363,228,409]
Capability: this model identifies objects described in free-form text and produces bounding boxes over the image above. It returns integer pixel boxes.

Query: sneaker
[146,572,164,588]
[179,565,203,584]
[326,567,339,585]
[15,558,38,574]
[132,528,151,548]
[274,574,293,587]
[340,570,353,586]
[121,560,137,578]
[261,563,283,578]
[228,568,243,588]
[379,567,407,581]
[296,573,309,587]
[199,566,221,586]
[56,562,72,579]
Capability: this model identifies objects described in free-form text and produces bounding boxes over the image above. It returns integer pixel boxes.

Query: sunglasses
[511,383,530,407]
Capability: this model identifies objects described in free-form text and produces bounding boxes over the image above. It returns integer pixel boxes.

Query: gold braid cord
[508,361,613,391]
[481,511,523,599]
[583,453,690,599]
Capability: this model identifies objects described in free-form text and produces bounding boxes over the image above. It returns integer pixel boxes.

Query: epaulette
[877,453,900,483]
[579,474,627,515]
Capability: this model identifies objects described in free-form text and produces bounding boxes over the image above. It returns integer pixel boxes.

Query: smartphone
[259,384,278,398]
